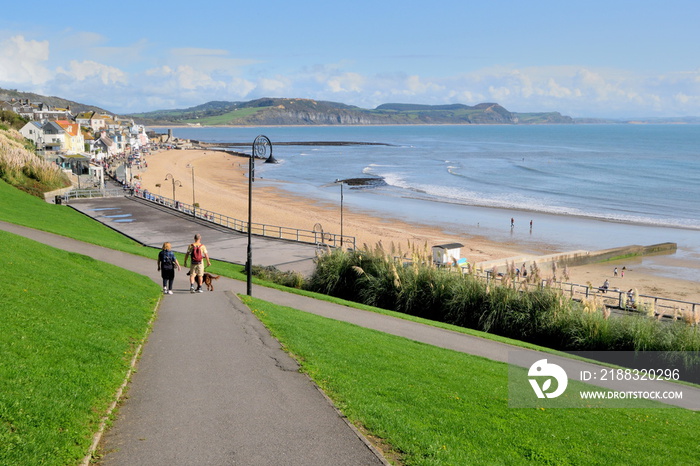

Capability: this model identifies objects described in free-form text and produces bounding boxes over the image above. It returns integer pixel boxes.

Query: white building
[19,121,44,145]
[432,243,465,267]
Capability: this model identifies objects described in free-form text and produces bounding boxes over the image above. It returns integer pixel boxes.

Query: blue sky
[1,0,698,118]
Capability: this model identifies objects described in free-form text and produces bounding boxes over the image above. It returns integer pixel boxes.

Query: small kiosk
[432,243,465,267]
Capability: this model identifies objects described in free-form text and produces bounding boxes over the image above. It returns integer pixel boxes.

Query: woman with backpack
[157,242,181,294]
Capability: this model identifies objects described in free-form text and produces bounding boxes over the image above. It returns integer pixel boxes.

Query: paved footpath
[1,219,383,465]
[2,197,698,463]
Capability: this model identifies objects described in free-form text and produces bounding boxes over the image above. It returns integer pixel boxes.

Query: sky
[1,0,699,118]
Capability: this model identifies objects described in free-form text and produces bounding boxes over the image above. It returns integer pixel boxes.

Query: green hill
[127,97,574,126]
[0,87,110,115]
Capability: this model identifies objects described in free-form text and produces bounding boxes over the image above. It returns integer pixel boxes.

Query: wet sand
[136,148,700,304]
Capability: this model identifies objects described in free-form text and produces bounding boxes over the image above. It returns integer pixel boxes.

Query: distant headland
[126,98,576,126]
[3,87,699,127]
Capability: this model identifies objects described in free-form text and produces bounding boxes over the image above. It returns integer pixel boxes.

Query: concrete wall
[558,243,677,267]
[474,242,677,272]
[43,186,74,203]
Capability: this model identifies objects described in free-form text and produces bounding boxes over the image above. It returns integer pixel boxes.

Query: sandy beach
[136,148,700,304]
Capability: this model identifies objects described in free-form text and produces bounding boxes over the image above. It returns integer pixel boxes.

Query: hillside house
[40,121,67,153]
[55,120,85,154]
[94,133,118,158]
[19,121,43,145]
[75,111,108,132]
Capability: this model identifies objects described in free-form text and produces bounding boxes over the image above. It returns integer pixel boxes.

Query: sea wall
[475,242,678,271]
[558,243,677,267]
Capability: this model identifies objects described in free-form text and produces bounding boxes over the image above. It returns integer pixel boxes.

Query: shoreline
[136,148,700,304]
[391,191,700,233]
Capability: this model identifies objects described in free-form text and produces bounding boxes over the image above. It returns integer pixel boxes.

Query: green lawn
[0,231,160,465]
[2,179,699,464]
[246,296,700,465]
[0,180,247,280]
[0,180,149,254]
[182,107,264,125]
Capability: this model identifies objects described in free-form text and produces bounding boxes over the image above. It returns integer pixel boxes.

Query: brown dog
[202,272,220,291]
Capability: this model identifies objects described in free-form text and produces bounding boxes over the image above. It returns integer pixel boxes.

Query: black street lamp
[247,135,273,296]
[187,163,196,216]
[164,173,182,201]
[335,179,344,247]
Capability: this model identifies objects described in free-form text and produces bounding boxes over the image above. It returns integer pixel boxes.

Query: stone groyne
[475,242,678,272]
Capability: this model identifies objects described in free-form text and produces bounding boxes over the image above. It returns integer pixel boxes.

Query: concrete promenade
[69,196,321,277]
[1,196,698,463]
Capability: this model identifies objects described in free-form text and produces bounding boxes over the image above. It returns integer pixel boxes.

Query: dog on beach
[202,272,220,291]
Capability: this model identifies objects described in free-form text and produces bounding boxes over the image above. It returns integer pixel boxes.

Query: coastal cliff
[128,98,575,126]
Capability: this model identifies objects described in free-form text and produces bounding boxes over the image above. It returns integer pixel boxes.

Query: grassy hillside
[0,180,143,251]
[183,106,265,125]
[0,87,109,115]
[1,180,697,464]
[0,231,160,465]
[0,127,70,196]
[249,297,700,465]
[0,182,162,464]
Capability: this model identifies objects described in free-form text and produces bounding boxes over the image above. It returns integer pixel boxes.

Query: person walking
[184,233,211,293]
[157,242,181,294]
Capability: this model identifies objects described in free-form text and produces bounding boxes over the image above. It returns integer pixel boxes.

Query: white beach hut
[432,243,465,267]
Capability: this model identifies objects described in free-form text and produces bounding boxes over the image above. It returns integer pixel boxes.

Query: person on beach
[184,233,211,293]
[511,218,515,228]
[157,242,181,294]
[614,267,618,277]
[600,279,610,293]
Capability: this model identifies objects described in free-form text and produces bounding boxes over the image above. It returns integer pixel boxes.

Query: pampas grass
[0,127,70,194]
[306,242,700,356]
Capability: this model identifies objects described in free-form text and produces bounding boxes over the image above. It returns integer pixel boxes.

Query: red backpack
[191,244,203,262]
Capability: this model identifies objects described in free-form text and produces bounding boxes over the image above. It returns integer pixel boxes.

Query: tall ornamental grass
[0,128,70,195]
[308,243,700,359]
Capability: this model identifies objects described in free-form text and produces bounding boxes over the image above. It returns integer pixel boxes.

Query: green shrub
[252,265,305,289]
[308,244,700,358]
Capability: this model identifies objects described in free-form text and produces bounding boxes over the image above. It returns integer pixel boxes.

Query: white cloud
[0,35,52,85]
[259,77,290,93]
[326,72,364,93]
[175,65,220,90]
[545,78,575,98]
[228,77,256,97]
[405,75,443,94]
[145,65,173,77]
[142,65,225,92]
[167,48,259,73]
[488,85,511,102]
[56,60,127,84]
[674,92,700,106]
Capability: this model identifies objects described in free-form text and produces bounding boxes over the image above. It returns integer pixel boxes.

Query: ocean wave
[375,176,700,230]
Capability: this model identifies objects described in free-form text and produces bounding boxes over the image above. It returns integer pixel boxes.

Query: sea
[154,124,700,282]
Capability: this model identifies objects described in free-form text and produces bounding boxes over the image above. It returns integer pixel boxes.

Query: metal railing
[62,188,126,200]
[549,281,698,319]
[133,190,356,249]
[471,268,699,320]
